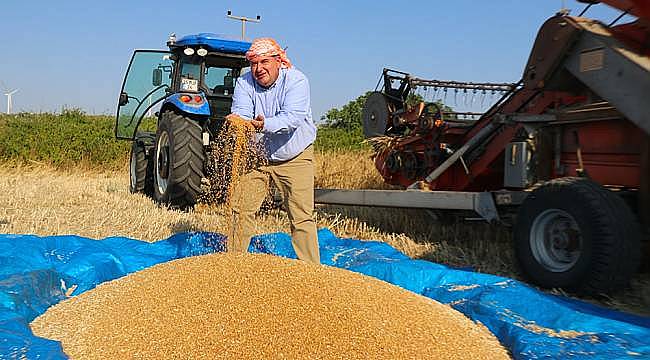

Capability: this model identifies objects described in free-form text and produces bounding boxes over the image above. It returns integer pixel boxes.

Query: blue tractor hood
[172,33,251,55]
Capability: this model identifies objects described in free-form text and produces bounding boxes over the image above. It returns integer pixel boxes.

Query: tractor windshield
[179,59,201,91]
[115,50,172,140]
[203,55,246,120]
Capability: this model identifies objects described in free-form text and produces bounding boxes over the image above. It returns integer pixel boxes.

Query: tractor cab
[166,33,250,122]
[116,33,251,142]
[115,34,251,207]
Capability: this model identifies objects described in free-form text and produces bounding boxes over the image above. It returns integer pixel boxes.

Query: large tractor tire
[514,177,641,294]
[129,140,153,196]
[153,110,206,208]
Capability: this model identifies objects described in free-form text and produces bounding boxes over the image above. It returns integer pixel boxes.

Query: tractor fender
[161,92,210,117]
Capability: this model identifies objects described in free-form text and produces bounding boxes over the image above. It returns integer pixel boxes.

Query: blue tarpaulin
[0,229,648,359]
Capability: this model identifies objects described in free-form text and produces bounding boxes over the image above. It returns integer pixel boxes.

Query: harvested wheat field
[0,159,435,259]
[31,252,509,359]
[0,160,648,316]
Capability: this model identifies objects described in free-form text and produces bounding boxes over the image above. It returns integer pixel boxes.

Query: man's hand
[226,113,264,131]
[251,114,265,130]
[225,113,237,121]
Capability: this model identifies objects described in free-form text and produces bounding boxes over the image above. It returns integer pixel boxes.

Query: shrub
[0,111,130,169]
[314,126,368,151]
[0,109,369,169]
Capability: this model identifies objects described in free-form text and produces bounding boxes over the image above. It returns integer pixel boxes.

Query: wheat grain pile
[31,253,509,359]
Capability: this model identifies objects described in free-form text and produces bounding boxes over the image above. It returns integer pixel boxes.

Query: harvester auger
[316,0,650,294]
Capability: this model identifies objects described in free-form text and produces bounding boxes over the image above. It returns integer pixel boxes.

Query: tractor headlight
[183,47,195,56]
[197,48,208,57]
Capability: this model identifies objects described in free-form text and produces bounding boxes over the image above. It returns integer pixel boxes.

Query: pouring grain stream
[221,115,258,206]
[202,115,260,251]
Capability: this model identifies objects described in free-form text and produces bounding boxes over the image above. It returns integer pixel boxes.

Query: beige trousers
[228,145,320,263]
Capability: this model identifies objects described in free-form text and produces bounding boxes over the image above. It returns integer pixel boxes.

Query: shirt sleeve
[263,74,310,134]
[230,76,254,119]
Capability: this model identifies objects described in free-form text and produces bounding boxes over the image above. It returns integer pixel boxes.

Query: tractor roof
[171,33,251,55]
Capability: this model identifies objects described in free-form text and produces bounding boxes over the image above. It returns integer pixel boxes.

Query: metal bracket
[474,192,499,223]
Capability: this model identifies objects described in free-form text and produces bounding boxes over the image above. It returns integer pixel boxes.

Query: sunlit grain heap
[31,253,510,359]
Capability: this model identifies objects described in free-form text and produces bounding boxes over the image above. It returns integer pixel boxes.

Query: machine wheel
[129,141,153,195]
[153,110,206,208]
[514,177,640,294]
[362,92,391,138]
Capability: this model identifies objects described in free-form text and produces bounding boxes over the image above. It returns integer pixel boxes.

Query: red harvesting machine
[318,0,650,294]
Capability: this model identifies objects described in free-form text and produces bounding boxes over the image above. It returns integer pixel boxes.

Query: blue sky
[0,1,630,119]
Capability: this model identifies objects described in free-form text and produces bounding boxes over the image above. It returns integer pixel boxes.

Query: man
[227,37,320,264]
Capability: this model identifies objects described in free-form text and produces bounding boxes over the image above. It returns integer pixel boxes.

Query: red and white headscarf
[245,38,293,69]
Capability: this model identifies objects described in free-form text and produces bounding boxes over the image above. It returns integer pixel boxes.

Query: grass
[0,112,360,168]
[0,111,129,169]
[314,126,368,151]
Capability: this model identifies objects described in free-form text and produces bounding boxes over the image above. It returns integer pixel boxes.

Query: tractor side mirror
[152,68,163,86]
[119,92,129,106]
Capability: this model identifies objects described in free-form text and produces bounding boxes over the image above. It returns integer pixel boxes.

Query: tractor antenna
[226,10,261,40]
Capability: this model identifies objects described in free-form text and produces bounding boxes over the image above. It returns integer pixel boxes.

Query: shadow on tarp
[0,229,648,359]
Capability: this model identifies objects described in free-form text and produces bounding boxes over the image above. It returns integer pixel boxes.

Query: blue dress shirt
[230,67,317,162]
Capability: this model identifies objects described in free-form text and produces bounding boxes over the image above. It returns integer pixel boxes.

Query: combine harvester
[316,0,650,295]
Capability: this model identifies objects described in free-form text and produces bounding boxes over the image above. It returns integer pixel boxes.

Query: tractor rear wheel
[514,177,640,294]
[129,141,153,196]
[153,110,205,208]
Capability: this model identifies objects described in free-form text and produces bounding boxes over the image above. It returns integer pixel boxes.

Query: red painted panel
[599,0,650,22]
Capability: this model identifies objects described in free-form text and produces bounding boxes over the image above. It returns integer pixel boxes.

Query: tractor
[115,33,250,208]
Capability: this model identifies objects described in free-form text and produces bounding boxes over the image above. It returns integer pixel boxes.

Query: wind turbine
[4,89,18,114]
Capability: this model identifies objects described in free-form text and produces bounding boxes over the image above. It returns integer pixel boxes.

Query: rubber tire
[514,177,641,295]
[129,141,153,196]
[153,110,205,208]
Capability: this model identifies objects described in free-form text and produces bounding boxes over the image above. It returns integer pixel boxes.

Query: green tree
[321,92,372,130]
[405,93,425,108]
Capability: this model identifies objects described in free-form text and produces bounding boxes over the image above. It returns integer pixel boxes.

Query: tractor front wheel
[514,177,640,294]
[153,110,206,208]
